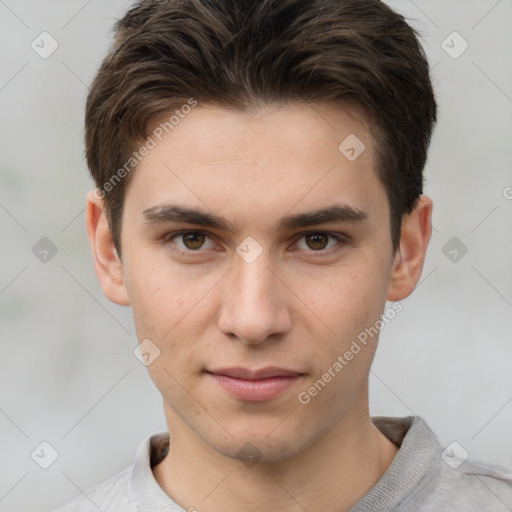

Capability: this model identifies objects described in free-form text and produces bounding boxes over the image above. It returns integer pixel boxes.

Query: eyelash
[162,230,347,258]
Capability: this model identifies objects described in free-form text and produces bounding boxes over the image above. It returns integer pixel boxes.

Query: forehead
[124,101,386,229]
[148,101,375,166]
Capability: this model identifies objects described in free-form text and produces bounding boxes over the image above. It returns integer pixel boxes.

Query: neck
[153,401,399,512]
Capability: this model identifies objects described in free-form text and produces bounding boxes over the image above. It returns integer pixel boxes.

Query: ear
[387,195,433,302]
[85,189,130,306]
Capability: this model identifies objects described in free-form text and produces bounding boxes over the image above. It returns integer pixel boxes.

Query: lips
[208,367,304,380]
[206,367,305,401]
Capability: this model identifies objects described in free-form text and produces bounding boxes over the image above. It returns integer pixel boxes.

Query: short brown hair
[85,0,437,257]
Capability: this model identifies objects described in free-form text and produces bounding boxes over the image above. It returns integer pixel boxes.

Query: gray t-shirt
[54,416,512,511]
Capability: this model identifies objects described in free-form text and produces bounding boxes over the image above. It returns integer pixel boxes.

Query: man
[55,0,512,510]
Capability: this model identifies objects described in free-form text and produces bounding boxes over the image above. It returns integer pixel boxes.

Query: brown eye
[294,232,344,254]
[181,232,206,250]
[166,231,216,253]
[305,233,329,250]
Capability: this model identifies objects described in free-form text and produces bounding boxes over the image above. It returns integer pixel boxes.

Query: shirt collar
[350,416,440,511]
[130,416,438,512]
[130,430,185,511]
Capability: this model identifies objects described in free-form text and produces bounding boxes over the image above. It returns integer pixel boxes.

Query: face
[112,102,402,462]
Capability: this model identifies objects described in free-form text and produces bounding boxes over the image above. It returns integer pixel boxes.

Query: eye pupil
[306,233,328,250]
[183,232,205,250]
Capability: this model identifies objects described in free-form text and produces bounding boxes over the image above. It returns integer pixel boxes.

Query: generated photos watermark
[297,302,403,405]
[94,98,198,200]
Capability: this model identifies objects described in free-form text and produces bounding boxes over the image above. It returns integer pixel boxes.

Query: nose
[217,250,292,345]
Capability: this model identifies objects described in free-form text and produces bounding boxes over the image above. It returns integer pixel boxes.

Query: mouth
[205,367,305,402]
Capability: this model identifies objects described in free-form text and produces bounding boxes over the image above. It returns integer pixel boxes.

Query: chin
[202,417,318,465]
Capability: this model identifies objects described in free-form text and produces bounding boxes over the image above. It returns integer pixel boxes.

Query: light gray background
[0,1,511,511]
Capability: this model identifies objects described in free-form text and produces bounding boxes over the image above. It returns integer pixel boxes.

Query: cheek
[298,263,388,341]
[124,260,181,344]
[124,254,221,352]
[124,258,213,392]
[295,269,387,414]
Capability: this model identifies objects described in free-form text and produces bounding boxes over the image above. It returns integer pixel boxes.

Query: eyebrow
[142,203,368,231]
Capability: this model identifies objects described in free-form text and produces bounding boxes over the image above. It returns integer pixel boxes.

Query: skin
[86,101,432,512]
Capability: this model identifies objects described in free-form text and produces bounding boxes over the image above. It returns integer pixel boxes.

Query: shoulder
[424,457,512,510]
[369,416,512,511]
[403,436,512,511]
[53,431,168,512]
[53,466,136,512]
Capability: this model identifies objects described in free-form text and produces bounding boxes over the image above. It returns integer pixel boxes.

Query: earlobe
[85,190,131,306]
[387,195,433,302]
